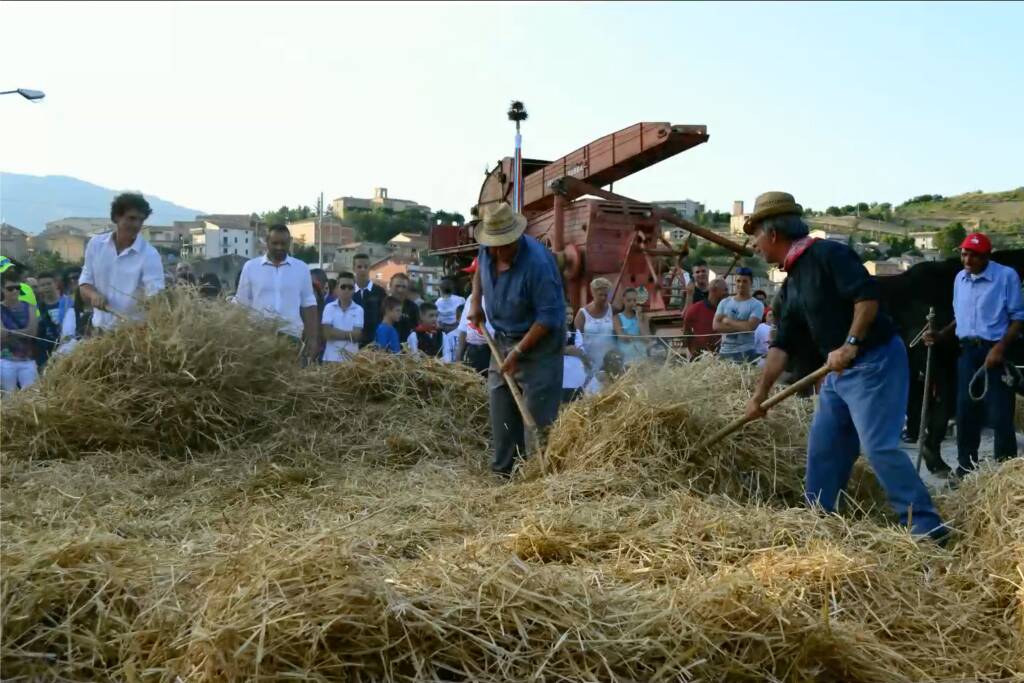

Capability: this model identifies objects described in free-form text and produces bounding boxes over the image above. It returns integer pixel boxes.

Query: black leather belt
[960,336,995,347]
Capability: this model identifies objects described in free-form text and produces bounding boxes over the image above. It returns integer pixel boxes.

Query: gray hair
[760,213,809,239]
[590,277,612,292]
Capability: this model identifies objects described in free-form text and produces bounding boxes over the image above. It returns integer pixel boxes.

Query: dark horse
[781,249,1024,473]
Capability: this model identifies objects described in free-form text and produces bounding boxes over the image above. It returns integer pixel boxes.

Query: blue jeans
[956,341,1018,470]
[806,335,946,538]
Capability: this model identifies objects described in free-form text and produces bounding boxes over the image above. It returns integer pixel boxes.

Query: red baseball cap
[461,257,479,274]
[959,232,992,254]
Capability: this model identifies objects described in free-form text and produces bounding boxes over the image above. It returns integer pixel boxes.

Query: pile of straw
[1,290,489,463]
[3,451,1022,681]
[3,293,1022,681]
[535,360,811,501]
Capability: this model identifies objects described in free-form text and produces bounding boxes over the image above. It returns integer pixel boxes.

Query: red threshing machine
[428,122,752,335]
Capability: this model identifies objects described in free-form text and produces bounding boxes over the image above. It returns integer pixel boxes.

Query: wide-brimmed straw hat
[743,191,803,235]
[476,202,528,247]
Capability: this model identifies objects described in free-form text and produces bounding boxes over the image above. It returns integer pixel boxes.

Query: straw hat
[743,191,803,235]
[476,202,528,247]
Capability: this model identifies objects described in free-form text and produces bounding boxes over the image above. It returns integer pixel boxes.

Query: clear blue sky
[2,1,1022,217]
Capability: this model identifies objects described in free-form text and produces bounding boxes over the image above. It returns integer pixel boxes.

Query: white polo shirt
[457,297,494,346]
[80,231,165,330]
[236,255,318,337]
[436,294,466,326]
[321,300,364,362]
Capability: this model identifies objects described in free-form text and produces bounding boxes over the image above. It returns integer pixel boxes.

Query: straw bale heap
[2,292,1023,681]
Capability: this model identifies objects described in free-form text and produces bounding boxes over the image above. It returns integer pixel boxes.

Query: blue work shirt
[953,260,1024,341]
[478,235,565,336]
[374,321,401,353]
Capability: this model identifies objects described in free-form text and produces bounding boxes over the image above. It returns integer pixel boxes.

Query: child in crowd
[373,296,402,354]
[562,311,588,403]
[441,304,464,363]
[753,308,775,367]
[435,277,466,334]
[408,302,444,359]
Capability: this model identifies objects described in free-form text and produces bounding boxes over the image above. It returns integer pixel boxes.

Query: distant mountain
[0,173,204,233]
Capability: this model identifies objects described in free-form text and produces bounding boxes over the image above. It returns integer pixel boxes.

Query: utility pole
[317,192,324,267]
[507,100,528,212]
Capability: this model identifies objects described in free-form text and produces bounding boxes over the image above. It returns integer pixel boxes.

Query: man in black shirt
[352,253,385,348]
[741,191,945,542]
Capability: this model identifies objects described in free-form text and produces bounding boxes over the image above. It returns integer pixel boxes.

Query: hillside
[0,173,204,233]
[893,188,1024,234]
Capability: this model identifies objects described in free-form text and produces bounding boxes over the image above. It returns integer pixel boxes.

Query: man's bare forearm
[753,348,789,400]
[846,300,878,342]
[516,323,550,355]
[300,307,319,343]
[998,320,1023,348]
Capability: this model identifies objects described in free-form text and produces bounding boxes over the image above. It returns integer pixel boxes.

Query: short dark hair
[36,271,57,281]
[353,253,370,262]
[383,295,402,313]
[310,268,327,283]
[760,214,809,239]
[268,224,290,236]
[62,268,81,287]
[692,259,709,268]
[753,289,767,298]
[110,192,153,222]
[419,301,438,315]
[336,271,355,280]
[390,272,410,285]
[1,271,21,288]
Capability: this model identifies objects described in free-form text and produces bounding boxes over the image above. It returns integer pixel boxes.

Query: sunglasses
[4,285,21,292]
[338,284,354,290]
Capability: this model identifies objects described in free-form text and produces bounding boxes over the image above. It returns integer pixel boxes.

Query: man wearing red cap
[925,232,1024,476]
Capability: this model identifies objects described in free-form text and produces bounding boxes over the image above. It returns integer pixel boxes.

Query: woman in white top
[574,277,615,375]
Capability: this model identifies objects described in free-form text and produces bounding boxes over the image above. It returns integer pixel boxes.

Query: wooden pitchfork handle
[480,325,539,435]
[697,364,831,450]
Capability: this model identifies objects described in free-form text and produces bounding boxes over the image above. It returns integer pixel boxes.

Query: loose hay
[2,294,1021,681]
[534,360,813,501]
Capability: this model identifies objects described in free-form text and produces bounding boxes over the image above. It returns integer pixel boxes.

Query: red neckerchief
[415,324,439,335]
[783,237,819,272]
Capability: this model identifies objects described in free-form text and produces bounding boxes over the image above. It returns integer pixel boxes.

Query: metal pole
[317,192,324,267]
[915,307,936,473]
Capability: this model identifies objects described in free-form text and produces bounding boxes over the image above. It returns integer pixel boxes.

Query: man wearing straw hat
[466,202,565,477]
[741,191,946,542]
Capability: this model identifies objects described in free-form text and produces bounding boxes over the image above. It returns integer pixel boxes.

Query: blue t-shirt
[374,321,400,353]
[716,296,764,355]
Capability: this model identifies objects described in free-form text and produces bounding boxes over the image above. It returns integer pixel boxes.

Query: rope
[969,362,1024,402]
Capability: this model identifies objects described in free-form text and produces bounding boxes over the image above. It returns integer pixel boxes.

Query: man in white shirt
[236,224,319,361]
[320,271,363,363]
[79,193,165,331]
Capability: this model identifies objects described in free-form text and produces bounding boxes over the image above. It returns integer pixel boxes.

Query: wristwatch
[845,336,861,346]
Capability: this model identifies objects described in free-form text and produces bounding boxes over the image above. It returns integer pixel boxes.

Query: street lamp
[0,88,45,101]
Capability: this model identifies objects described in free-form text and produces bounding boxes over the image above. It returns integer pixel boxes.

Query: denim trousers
[488,331,563,475]
[806,335,946,538]
[956,341,1018,470]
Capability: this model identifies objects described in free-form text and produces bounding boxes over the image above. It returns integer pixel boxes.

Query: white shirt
[321,300,364,362]
[236,255,318,337]
[457,297,494,346]
[80,231,165,330]
[754,322,774,356]
[563,331,586,390]
[436,294,466,326]
[442,329,459,363]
